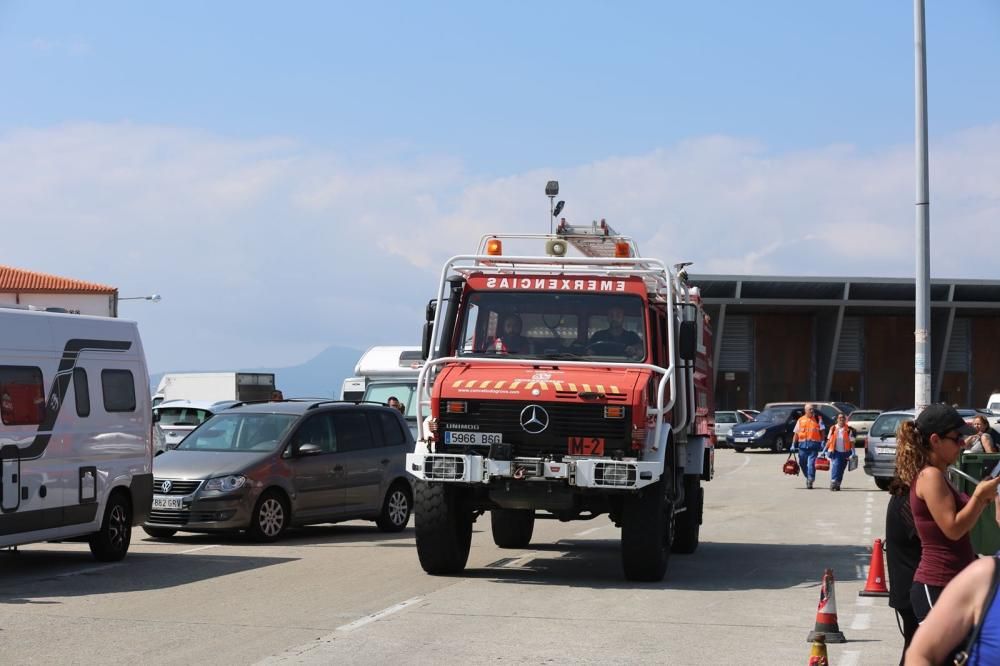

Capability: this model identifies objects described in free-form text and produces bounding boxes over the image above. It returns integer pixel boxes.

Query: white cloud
[1,121,997,372]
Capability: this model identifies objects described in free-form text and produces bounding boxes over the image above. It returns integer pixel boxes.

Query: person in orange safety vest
[823,413,857,491]
[791,403,825,489]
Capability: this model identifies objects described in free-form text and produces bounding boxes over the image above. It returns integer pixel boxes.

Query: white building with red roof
[0,265,118,316]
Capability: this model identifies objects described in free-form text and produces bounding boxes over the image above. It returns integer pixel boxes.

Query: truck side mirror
[421,321,433,360]
[678,321,697,361]
[425,299,437,322]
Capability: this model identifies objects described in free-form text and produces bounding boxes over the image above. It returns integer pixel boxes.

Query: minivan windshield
[177,413,298,452]
[755,408,795,423]
[870,413,912,439]
[155,407,212,427]
[456,291,647,363]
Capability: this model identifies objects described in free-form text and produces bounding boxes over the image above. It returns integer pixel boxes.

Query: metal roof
[690,274,1000,310]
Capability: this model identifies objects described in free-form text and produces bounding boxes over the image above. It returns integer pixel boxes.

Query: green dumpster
[950,452,1000,556]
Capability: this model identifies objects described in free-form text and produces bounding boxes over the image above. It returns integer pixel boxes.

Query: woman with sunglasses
[896,404,1000,625]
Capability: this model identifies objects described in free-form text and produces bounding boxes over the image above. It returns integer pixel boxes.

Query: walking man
[792,404,824,489]
[824,413,856,491]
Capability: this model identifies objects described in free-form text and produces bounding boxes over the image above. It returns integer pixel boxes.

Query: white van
[0,308,152,560]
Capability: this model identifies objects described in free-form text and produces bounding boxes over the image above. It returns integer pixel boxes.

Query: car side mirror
[678,320,697,361]
[296,442,323,457]
[152,411,161,423]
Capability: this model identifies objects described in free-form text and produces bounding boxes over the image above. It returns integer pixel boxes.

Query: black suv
[145,400,415,541]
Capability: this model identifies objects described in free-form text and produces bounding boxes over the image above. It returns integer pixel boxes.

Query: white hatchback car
[153,400,238,454]
[714,410,749,442]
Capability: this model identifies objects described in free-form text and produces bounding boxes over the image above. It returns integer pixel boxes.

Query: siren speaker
[545,239,567,256]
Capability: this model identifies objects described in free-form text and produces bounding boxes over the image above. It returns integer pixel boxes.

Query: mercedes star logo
[162,480,172,493]
[519,405,549,434]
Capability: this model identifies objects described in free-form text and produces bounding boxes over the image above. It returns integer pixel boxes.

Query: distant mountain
[149,345,363,399]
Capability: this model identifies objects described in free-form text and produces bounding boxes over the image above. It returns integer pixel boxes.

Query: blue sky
[1,2,998,373]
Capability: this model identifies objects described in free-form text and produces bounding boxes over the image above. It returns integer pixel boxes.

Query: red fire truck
[406,220,714,581]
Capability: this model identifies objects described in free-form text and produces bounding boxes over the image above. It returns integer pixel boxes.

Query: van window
[372,411,406,447]
[0,365,46,426]
[333,412,373,452]
[73,368,90,418]
[101,369,136,412]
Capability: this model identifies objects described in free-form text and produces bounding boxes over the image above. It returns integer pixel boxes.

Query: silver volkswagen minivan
[144,400,415,541]
[863,410,914,491]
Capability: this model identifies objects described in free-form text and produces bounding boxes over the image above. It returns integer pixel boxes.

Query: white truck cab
[341,346,423,438]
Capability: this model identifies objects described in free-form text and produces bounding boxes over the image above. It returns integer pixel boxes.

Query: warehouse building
[691,274,1000,411]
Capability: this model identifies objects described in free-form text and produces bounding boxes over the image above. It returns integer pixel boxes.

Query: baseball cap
[914,404,975,438]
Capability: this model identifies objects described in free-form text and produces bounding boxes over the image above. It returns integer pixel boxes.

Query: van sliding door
[0,445,20,512]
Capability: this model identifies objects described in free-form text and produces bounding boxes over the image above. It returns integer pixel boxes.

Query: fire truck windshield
[455,291,647,362]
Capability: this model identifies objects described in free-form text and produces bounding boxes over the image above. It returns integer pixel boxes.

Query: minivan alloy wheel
[387,489,409,527]
[258,498,285,537]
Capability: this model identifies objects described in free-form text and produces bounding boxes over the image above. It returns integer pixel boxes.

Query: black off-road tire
[490,509,535,548]
[672,476,702,554]
[376,482,413,532]
[621,480,672,582]
[414,482,473,575]
[142,526,178,540]
[248,490,289,542]
[89,491,132,562]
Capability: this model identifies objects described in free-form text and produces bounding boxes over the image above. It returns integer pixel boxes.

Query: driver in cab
[488,313,530,354]
[588,306,642,357]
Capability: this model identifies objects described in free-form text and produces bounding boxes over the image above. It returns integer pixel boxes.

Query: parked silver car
[714,410,749,443]
[144,400,415,541]
[863,410,914,491]
[152,399,238,454]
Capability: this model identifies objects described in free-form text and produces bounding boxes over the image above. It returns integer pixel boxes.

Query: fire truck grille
[439,400,631,459]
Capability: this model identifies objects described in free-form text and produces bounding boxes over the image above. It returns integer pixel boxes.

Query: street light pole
[914,0,932,410]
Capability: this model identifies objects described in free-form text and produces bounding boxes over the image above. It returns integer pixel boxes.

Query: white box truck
[152,372,277,406]
[0,307,152,560]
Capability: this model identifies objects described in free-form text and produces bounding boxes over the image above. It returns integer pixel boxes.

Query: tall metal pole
[914,0,932,409]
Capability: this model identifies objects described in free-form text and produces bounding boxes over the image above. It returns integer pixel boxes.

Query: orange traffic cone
[859,538,890,597]
[807,568,846,643]
[808,634,829,665]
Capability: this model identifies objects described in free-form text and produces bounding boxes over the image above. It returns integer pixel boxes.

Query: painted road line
[840,650,861,666]
[574,526,604,537]
[336,597,423,632]
[179,545,220,555]
[723,454,752,476]
[504,552,540,569]
[849,613,871,630]
[44,563,121,580]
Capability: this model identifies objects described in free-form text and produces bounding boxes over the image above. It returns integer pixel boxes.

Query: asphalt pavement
[0,450,901,664]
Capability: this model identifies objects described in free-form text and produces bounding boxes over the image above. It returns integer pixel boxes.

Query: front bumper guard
[406,452,661,490]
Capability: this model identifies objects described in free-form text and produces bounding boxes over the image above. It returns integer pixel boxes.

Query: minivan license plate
[152,495,183,510]
[445,431,502,446]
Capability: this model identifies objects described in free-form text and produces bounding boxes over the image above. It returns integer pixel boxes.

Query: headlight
[754,429,767,438]
[204,475,247,492]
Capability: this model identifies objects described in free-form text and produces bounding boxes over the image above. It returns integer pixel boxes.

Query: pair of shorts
[909,582,944,622]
